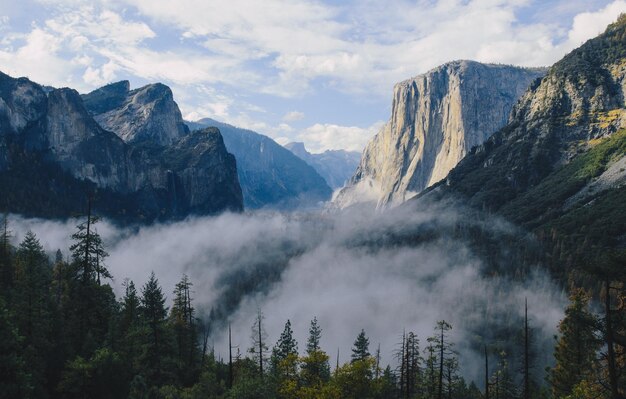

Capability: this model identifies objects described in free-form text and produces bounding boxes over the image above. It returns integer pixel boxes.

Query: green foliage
[140,272,176,386]
[351,329,371,363]
[550,289,601,398]
[0,297,31,399]
[58,348,129,399]
[501,128,626,229]
[550,13,626,86]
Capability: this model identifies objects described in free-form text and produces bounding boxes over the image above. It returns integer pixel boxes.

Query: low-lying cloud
[8,202,566,384]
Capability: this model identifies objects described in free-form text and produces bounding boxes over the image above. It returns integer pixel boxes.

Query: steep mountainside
[284,141,360,189]
[335,61,546,208]
[187,118,332,208]
[0,73,243,221]
[422,15,626,277]
[82,81,189,146]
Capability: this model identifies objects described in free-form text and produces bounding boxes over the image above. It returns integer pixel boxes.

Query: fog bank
[8,203,566,384]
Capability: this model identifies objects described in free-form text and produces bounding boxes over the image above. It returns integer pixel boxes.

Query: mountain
[186,118,332,209]
[284,142,360,189]
[0,73,243,221]
[82,81,189,146]
[421,15,626,278]
[334,60,546,208]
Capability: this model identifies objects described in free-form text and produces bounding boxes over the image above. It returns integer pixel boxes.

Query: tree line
[0,211,625,399]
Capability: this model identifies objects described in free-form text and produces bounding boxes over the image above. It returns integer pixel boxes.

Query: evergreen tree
[65,209,116,356]
[13,231,53,398]
[424,338,438,399]
[0,213,13,296]
[550,289,600,398]
[396,330,420,398]
[272,319,298,369]
[307,316,322,353]
[69,213,110,285]
[433,320,454,399]
[301,317,331,387]
[117,279,142,374]
[140,271,172,386]
[170,274,198,384]
[492,350,517,399]
[249,308,269,378]
[0,297,31,399]
[351,329,371,363]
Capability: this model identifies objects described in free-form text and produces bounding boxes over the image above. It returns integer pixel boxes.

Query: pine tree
[66,209,116,357]
[13,231,53,398]
[117,279,141,374]
[424,338,438,399]
[170,274,197,382]
[69,203,110,286]
[0,297,32,399]
[0,213,14,296]
[272,319,298,367]
[550,288,600,398]
[493,350,516,399]
[248,308,268,378]
[307,316,322,353]
[434,320,453,399]
[140,271,170,386]
[351,329,371,363]
[301,317,330,387]
[396,330,420,398]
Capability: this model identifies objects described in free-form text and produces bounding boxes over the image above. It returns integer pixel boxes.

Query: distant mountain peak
[186,118,332,209]
[284,141,361,190]
[82,81,188,146]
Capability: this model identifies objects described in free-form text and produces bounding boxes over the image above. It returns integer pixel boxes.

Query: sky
[0,0,625,153]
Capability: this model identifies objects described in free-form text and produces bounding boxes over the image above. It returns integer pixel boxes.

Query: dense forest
[0,209,624,399]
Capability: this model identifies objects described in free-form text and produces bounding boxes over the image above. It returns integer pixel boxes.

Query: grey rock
[83,82,189,146]
[187,118,332,209]
[335,60,546,208]
[0,72,243,220]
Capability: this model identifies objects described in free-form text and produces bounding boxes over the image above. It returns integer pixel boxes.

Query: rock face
[417,16,626,277]
[82,81,189,146]
[435,17,626,213]
[284,142,361,189]
[187,118,332,209]
[0,73,243,221]
[335,61,546,208]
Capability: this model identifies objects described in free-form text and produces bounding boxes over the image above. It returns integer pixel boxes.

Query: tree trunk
[228,323,233,388]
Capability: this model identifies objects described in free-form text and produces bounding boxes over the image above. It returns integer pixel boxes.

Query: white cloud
[567,0,626,45]
[282,111,304,122]
[0,27,76,87]
[296,121,384,153]
[6,0,626,151]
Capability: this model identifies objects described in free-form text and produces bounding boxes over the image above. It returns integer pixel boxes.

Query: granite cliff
[0,73,242,221]
[335,61,546,208]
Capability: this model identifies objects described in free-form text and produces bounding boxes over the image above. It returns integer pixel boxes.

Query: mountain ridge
[284,141,360,189]
[187,118,332,209]
[334,60,547,208]
[0,73,243,221]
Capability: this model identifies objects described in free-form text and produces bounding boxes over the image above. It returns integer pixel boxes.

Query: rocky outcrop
[426,15,626,213]
[284,142,360,189]
[187,118,332,209]
[0,73,243,221]
[82,82,189,146]
[335,61,546,208]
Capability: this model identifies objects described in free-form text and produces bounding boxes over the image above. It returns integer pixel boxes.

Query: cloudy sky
[1,0,625,153]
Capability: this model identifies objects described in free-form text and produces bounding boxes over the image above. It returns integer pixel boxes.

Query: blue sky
[1,0,625,153]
